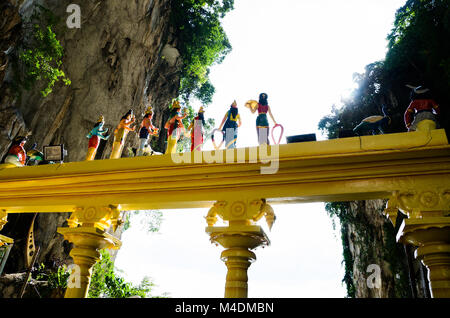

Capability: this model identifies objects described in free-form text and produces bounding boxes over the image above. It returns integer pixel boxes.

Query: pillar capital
[67,204,123,231]
[386,188,450,298]
[205,199,275,298]
[58,205,122,298]
[206,198,276,229]
[393,189,450,218]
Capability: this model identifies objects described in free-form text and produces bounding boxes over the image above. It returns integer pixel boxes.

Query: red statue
[164,100,188,153]
[404,85,440,132]
[4,136,28,167]
[86,115,110,161]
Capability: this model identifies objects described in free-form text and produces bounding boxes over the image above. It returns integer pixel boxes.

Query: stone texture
[0,0,181,289]
[16,0,181,160]
[344,199,430,298]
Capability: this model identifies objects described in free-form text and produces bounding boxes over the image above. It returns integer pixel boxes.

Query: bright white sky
[115,0,406,298]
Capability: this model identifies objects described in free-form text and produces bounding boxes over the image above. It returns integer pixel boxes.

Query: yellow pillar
[205,199,275,298]
[57,205,122,298]
[222,248,255,298]
[386,190,450,298]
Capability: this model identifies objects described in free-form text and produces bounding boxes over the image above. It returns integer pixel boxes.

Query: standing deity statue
[188,106,205,152]
[3,135,28,167]
[86,115,110,161]
[110,110,136,159]
[137,106,159,156]
[404,85,440,132]
[219,100,241,149]
[164,100,187,154]
[246,93,278,145]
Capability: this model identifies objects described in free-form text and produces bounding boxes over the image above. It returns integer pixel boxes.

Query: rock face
[16,0,181,161]
[0,0,27,160]
[342,200,431,298]
[0,0,181,287]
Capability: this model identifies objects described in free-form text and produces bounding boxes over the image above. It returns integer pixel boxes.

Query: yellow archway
[0,129,449,298]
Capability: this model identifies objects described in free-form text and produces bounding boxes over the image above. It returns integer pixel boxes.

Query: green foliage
[318,62,390,139]
[382,222,411,298]
[16,5,71,97]
[325,202,356,297]
[88,250,157,298]
[325,201,413,298]
[34,263,71,290]
[123,210,163,233]
[318,0,450,139]
[171,0,234,105]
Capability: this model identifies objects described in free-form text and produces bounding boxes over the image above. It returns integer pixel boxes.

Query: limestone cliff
[339,200,431,298]
[0,0,181,290]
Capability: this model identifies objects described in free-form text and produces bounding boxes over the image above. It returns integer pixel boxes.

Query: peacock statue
[353,105,391,136]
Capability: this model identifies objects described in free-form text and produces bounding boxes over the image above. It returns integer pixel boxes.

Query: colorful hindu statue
[219,100,241,149]
[27,143,44,165]
[188,106,205,152]
[4,135,28,167]
[110,109,136,159]
[245,93,277,145]
[86,115,110,161]
[404,85,440,132]
[137,106,159,156]
[164,100,187,154]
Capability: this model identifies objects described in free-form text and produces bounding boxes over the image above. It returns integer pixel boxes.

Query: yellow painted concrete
[0,129,449,298]
[0,129,448,212]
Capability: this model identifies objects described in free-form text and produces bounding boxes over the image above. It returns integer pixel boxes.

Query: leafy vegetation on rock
[319,0,449,297]
[14,5,71,97]
[88,250,162,298]
[171,0,234,105]
[319,0,449,139]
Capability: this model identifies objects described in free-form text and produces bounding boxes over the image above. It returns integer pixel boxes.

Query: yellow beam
[0,129,449,212]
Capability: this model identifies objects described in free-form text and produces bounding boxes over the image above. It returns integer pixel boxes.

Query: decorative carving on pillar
[393,189,450,218]
[205,198,275,298]
[383,197,401,227]
[206,198,276,229]
[0,209,13,248]
[388,188,450,298]
[66,204,123,231]
[57,205,122,298]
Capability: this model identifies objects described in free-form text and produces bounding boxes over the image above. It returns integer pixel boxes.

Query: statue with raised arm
[219,100,241,149]
[245,93,278,145]
[110,109,135,159]
[164,100,187,154]
[137,106,159,156]
[86,115,110,161]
